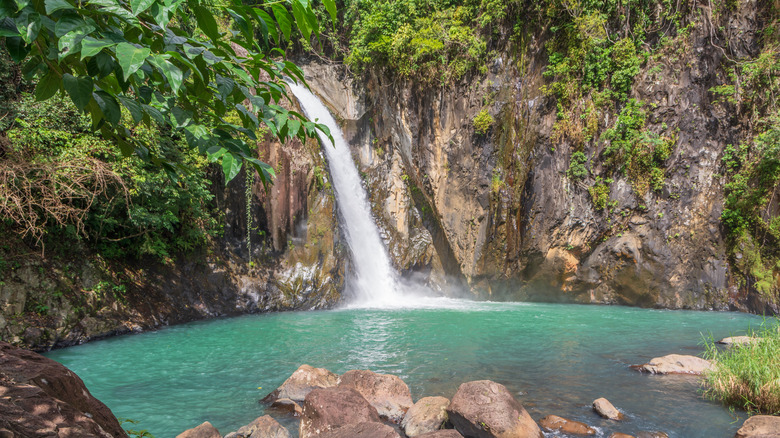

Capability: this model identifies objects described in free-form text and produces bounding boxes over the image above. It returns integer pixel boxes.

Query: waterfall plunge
[288,82,403,308]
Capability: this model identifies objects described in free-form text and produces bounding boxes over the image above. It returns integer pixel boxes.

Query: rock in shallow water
[337,369,413,423]
[735,415,780,438]
[446,380,543,438]
[632,354,713,375]
[270,398,303,416]
[538,414,596,435]
[717,336,756,347]
[262,364,339,403]
[402,396,450,436]
[593,398,624,420]
[299,386,382,438]
[176,421,221,438]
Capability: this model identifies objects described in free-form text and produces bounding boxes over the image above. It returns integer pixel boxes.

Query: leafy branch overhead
[0,0,338,185]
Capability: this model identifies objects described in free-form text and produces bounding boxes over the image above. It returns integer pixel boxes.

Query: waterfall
[287,82,402,307]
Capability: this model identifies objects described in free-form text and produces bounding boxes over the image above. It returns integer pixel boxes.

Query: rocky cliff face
[301,0,777,313]
[0,132,345,350]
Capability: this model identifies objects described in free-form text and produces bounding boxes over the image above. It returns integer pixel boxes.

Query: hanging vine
[245,168,255,264]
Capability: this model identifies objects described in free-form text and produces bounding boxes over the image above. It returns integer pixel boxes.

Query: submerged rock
[735,415,780,438]
[263,364,339,403]
[608,434,635,438]
[317,422,400,438]
[636,432,669,438]
[0,341,125,437]
[235,415,290,438]
[631,354,713,375]
[593,398,624,420]
[176,421,221,438]
[270,398,303,416]
[538,415,596,435]
[299,386,381,438]
[337,369,413,422]
[402,396,450,436]
[446,380,543,438]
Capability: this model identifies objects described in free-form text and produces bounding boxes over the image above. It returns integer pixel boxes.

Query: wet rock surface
[337,369,413,422]
[0,341,125,437]
[538,415,596,435]
[446,380,543,438]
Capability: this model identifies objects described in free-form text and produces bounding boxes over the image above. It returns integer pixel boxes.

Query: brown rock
[0,341,125,438]
[593,398,624,420]
[234,415,290,438]
[270,398,303,416]
[317,422,400,438]
[263,364,339,403]
[735,415,780,438]
[176,421,221,438]
[299,386,382,438]
[446,380,543,438]
[417,431,464,438]
[631,354,713,375]
[637,432,669,438]
[338,369,413,422]
[402,396,450,436]
[609,434,635,438]
[538,415,596,435]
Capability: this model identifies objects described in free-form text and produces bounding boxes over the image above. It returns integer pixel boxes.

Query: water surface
[46,301,762,437]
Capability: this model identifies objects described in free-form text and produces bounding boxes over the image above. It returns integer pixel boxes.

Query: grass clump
[702,321,780,414]
[473,109,494,135]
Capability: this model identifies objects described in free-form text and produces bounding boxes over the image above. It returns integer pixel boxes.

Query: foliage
[567,150,588,180]
[473,109,493,135]
[0,0,336,186]
[589,177,609,210]
[602,99,674,195]
[341,0,516,84]
[702,320,780,414]
[4,92,219,260]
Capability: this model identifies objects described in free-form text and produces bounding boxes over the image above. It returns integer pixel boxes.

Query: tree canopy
[0,0,336,185]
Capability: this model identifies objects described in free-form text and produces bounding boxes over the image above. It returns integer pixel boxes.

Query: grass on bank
[702,320,780,415]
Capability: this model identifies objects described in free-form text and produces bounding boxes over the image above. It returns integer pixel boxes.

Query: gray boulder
[446,380,542,438]
[631,354,713,375]
[263,364,339,403]
[317,422,400,438]
[299,386,382,438]
[735,415,780,438]
[593,398,624,420]
[338,369,413,423]
[402,396,450,436]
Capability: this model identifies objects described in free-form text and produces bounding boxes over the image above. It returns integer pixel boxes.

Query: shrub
[568,151,588,180]
[702,321,780,414]
[473,109,494,135]
[589,177,610,210]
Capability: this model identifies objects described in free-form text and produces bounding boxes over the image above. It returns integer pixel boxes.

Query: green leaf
[254,9,278,44]
[118,95,143,123]
[271,4,291,42]
[62,73,93,110]
[93,90,121,125]
[34,70,60,101]
[115,42,150,80]
[221,152,242,183]
[322,0,336,26]
[130,0,155,14]
[80,36,115,59]
[17,11,41,43]
[5,37,29,62]
[54,13,85,37]
[44,0,74,14]
[291,0,311,41]
[193,5,219,41]
[58,28,92,59]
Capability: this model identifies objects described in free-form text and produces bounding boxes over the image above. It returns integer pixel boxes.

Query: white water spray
[288,82,403,307]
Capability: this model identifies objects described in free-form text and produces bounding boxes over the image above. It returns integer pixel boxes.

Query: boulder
[317,422,400,438]
[263,364,339,403]
[593,398,624,420]
[608,434,635,438]
[446,380,543,438]
[176,421,221,438]
[402,396,450,436]
[235,415,290,438]
[631,354,713,375]
[0,341,125,437]
[338,369,413,422]
[735,415,780,438]
[270,398,303,416]
[417,431,464,438]
[299,386,381,438]
[718,336,756,347]
[538,415,596,435]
